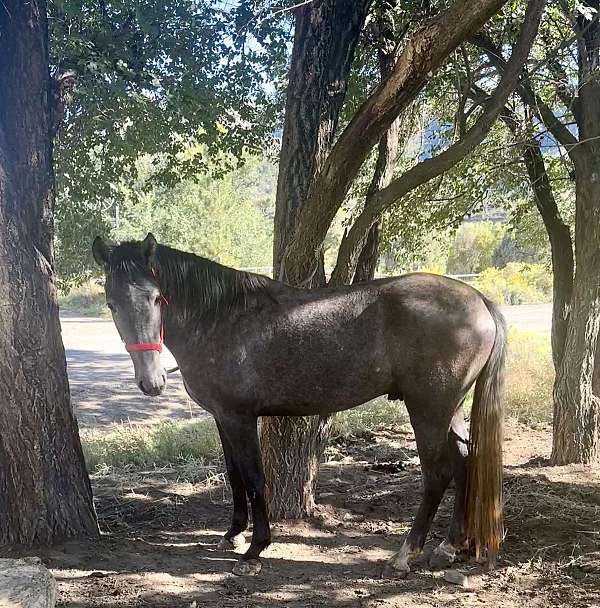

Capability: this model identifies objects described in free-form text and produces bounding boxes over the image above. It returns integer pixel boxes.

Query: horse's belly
[253,365,394,417]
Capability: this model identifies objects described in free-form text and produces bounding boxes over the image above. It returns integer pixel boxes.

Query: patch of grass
[59,281,108,317]
[504,328,553,425]
[81,418,222,473]
[332,397,408,438]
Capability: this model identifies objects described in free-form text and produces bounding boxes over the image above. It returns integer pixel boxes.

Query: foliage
[476,262,552,304]
[50,0,288,290]
[113,157,275,269]
[50,0,288,202]
[446,221,506,274]
[56,156,276,289]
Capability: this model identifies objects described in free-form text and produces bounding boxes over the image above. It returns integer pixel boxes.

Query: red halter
[124,269,168,354]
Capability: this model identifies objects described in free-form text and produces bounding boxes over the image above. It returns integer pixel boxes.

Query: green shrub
[475,262,552,304]
[446,222,506,274]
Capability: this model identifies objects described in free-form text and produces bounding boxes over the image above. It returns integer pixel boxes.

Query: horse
[92,233,506,577]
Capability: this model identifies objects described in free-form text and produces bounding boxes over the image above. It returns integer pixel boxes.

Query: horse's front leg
[216,421,248,550]
[217,414,271,576]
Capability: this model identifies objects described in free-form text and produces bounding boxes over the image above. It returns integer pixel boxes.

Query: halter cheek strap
[124,269,168,354]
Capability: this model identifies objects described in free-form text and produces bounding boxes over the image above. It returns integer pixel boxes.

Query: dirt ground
[3,420,599,607]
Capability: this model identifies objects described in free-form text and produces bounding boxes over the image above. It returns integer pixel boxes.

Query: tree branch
[330,0,546,284]
[280,0,511,284]
[470,32,581,158]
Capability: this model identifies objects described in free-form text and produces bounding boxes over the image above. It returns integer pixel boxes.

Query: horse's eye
[154,296,161,306]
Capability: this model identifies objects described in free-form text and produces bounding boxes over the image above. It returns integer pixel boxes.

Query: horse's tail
[465,295,507,566]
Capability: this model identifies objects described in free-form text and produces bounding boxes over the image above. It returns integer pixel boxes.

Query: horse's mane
[106,241,272,319]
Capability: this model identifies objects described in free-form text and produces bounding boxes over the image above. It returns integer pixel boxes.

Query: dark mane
[106,241,272,319]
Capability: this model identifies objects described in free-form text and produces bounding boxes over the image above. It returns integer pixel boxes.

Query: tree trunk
[353,222,381,283]
[504,119,574,370]
[552,154,600,463]
[262,0,369,519]
[0,0,98,544]
[272,0,371,282]
[552,2,600,463]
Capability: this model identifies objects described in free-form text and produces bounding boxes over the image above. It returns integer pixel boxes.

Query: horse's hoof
[429,540,457,570]
[382,553,410,578]
[217,534,246,551]
[232,559,262,576]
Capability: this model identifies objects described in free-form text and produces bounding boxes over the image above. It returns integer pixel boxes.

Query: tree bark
[262,0,370,519]
[353,222,381,284]
[0,0,98,544]
[552,0,600,463]
[273,0,371,283]
[552,153,600,463]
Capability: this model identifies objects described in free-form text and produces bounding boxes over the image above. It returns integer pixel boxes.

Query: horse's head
[92,233,167,396]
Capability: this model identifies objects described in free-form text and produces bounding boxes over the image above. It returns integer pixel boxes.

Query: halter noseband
[124,269,168,354]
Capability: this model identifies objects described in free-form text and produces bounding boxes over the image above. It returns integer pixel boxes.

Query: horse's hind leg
[217,414,271,576]
[430,406,469,568]
[386,405,453,577]
[216,421,248,550]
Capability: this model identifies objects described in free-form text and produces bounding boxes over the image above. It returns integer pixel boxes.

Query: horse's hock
[0,557,57,608]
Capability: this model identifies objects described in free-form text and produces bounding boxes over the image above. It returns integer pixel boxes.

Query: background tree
[0,0,98,544]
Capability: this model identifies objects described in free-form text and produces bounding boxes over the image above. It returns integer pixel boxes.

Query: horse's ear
[142,232,157,262]
[92,236,111,269]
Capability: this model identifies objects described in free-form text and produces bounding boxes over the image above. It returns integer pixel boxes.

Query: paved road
[499,303,551,334]
[62,303,552,429]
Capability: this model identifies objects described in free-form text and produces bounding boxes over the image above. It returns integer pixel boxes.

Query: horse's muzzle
[137,372,167,396]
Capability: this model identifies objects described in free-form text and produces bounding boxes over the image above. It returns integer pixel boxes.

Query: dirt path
[60,314,204,428]
[4,421,598,607]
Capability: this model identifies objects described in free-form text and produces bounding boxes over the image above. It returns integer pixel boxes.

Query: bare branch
[470,32,581,157]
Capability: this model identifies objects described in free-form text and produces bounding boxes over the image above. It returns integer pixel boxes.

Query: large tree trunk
[552,2,600,464]
[0,0,98,544]
[262,0,369,519]
[552,152,600,464]
[353,223,381,284]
